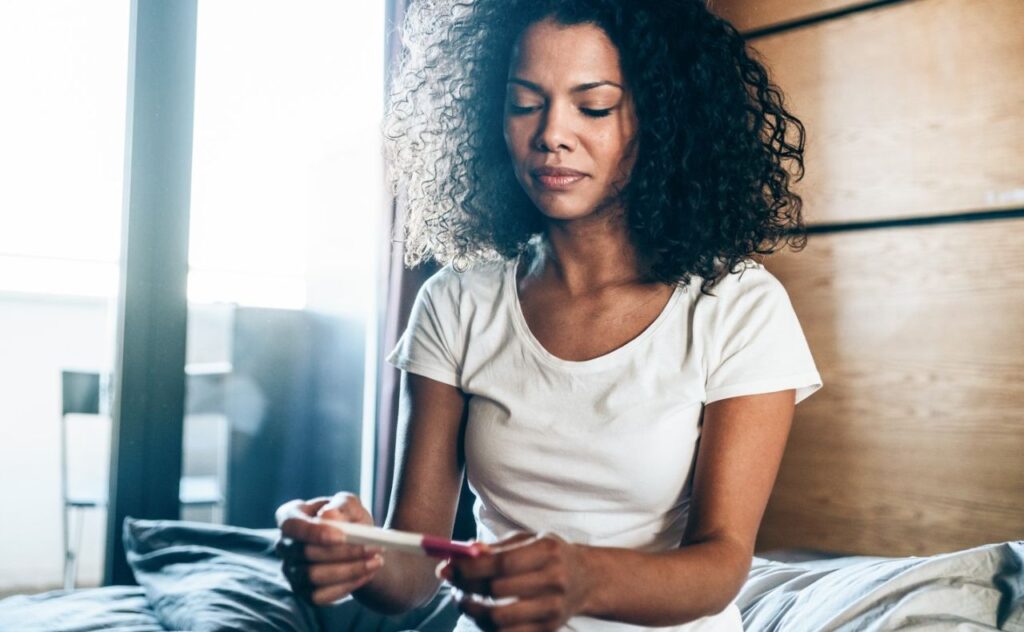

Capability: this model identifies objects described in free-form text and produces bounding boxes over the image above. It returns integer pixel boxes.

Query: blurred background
[0,0,385,594]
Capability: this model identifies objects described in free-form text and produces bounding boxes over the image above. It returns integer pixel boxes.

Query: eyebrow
[507,77,624,93]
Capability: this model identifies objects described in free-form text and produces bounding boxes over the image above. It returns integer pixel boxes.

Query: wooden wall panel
[710,0,872,34]
[757,218,1024,556]
[743,0,1024,224]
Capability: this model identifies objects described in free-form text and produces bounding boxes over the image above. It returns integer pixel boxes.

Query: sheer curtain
[372,208,438,522]
[372,0,440,522]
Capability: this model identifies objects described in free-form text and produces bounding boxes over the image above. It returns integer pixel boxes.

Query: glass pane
[0,1,129,592]
[184,0,384,527]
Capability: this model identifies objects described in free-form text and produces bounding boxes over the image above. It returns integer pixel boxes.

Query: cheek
[503,120,531,158]
[591,131,627,169]
[585,131,635,185]
[602,110,638,171]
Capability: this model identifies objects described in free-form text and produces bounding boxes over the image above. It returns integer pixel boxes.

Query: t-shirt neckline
[505,254,684,372]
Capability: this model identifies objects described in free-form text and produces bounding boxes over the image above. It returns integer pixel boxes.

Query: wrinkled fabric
[738,542,1024,631]
[124,518,319,632]
[0,585,163,632]
[1,521,1020,632]
[124,518,458,632]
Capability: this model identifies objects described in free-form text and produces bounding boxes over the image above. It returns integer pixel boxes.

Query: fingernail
[367,554,384,570]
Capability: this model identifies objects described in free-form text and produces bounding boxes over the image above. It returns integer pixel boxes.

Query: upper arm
[683,389,796,560]
[382,268,467,537]
[384,371,467,540]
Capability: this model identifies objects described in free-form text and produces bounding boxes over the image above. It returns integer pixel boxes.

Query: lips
[530,166,588,190]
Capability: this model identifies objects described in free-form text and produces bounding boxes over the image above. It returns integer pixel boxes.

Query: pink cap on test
[421,536,487,559]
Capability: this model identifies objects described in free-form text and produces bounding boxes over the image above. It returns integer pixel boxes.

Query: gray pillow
[738,541,1024,631]
[124,517,460,632]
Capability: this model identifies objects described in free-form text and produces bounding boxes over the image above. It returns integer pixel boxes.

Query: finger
[445,556,495,595]
[282,560,312,592]
[302,497,332,514]
[316,492,370,522]
[307,555,383,587]
[318,492,357,514]
[304,542,382,563]
[488,595,562,629]
[309,574,374,606]
[279,537,380,566]
[457,597,498,632]
[490,568,566,600]
[278,498,325,533]
[491,536,560,576]
[449,549,502,582]
[450,535,552,584]
[276,537,306,563]
[275,497,331,527]
[280,506,347,546]
[281,518,346,546]
[449,574,492,597]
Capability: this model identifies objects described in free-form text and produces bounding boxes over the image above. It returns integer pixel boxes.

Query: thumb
[302,497,332,516]
[315,492,371,524]
[275,496,331,528]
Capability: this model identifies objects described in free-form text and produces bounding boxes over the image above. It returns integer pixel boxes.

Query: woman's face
[503,18,638,222]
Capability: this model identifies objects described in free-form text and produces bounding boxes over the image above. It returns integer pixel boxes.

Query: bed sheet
[0,520,1020,632]
[0,585,163,631]
[740,542,1024,631]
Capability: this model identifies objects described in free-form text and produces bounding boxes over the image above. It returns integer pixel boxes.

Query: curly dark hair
[384,0,806,294]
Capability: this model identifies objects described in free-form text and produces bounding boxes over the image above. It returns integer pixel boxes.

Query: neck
[525,211,647,296]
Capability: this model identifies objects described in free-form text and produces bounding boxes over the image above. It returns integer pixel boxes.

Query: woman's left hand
[439,531,593,631]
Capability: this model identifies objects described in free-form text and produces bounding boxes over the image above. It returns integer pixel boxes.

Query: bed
[1,517,1021,631]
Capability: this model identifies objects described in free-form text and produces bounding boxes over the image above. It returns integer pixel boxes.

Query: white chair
[59,365,231,589]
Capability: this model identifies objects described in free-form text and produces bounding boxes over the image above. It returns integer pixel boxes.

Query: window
[0,1,130,591]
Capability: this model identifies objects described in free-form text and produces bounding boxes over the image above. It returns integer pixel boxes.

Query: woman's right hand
[275,492,384,605]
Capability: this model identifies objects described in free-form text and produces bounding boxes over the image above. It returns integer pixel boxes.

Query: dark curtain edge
[372,0,440,523]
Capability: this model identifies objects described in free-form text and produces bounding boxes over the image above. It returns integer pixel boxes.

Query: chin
[531,196,596,221]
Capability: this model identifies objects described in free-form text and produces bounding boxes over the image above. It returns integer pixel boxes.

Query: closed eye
[508,104,541,115]
[581,107,613,118]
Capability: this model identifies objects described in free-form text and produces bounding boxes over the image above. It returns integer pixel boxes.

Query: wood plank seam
[785,207,1024,236]
[741,0,918,40]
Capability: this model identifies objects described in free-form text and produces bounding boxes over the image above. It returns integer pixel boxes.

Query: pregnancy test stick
[317,520,485,559]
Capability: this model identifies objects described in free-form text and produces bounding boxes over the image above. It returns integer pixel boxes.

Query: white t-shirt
[386,255,823,632]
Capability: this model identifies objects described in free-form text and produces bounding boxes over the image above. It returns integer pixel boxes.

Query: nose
[533,101,576,153]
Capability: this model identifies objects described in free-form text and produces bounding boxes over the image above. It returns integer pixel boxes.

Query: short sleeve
[385,266,463,388]
[702,263,823,405]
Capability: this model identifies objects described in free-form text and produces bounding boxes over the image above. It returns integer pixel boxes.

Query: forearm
[579,537,751,626]
[354,372,467,614]
[352,549,441,614]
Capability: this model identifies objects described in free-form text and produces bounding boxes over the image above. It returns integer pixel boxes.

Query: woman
[278,1,822,630]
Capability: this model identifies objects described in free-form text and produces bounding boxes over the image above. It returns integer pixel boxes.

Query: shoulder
[455,257,509,286]
[712,258,784,294]
[692,258,792,318]
[418,257,510,306]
